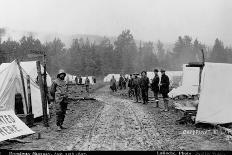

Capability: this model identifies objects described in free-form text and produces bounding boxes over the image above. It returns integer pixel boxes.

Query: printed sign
[0,110,35,142]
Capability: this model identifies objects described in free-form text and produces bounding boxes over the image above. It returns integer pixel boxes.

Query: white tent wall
[196,62,232,124]
[20,61,52,87]
[0,60,49,118]
[104,74,120,82]
[81,76,94,85]
[0,61,27,114]
[65,74,76,84]
[168,65,200,98]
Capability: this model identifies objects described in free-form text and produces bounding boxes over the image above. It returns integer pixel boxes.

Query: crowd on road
[48,68,170,131]
[110,69,170,112]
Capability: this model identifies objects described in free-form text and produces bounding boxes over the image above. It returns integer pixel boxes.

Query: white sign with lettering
[0,110,35,142]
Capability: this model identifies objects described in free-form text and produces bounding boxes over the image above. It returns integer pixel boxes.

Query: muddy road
[1,85,232,151]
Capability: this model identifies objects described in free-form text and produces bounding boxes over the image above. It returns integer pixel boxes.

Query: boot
[164,99,169,111]
[155,100,159,108]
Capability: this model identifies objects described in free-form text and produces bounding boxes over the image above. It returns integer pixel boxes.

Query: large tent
[168,65,200,98]
[0,60,49,118]
[103,74,121,82]
[1,61,52,87]
[196,62,232,124]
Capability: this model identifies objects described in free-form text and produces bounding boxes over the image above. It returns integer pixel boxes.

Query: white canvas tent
[168,65,200,98]
[65,73,76,84]
[81,76,94,85]
[1,61,52,87]
[0,60,49,118]
[104,74,120,82]
[196,62,232,124]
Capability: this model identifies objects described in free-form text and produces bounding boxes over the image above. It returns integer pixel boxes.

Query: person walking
[151,69,160,107]
[140,71,150,104]
[78,76,82,84]
[50,69,69,131]
[160,69,170,112]
[110,75,117,92]
[85,76,90,93]
[119,74,124,90]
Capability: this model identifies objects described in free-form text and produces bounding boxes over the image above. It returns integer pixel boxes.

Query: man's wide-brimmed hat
[57,69,66,77]
[160,69,166,72]
[154,69,159,72]
[141,71,147,75]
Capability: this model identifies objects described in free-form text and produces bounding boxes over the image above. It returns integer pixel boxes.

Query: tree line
[1,28,232,77]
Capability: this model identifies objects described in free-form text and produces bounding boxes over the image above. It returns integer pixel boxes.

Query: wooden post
[16,59,28,114]
[198,49,205,94]
[26,75,33,114]
[36,61,49,127]
[43,52,51,115]
[26,75,34,126]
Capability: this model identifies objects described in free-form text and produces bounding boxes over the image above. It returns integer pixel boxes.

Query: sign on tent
[0,111,34,142]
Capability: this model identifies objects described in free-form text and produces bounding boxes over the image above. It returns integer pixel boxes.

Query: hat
[160,69,165,72]
[141,71,147,75]
[57,69,66,78]
[154,69,159,72]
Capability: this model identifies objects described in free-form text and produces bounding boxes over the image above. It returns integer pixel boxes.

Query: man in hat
[110,75,117,92]
[140,71,150,104]
[50,69,68,131]
[151,69,160,107]
[85,76,90,93]
[119,74,124,90]
[160,69,170,112]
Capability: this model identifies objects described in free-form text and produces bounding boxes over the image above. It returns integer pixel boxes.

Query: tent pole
[36,61,49,127]
[26,75,33,114]
[16,59,28,114]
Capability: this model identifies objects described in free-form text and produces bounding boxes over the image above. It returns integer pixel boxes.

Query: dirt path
[71,87,163,150]
[1,85,232,151]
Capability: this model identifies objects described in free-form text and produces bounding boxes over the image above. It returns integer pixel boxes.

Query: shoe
[60,126,67,129]
[56,126,62,131]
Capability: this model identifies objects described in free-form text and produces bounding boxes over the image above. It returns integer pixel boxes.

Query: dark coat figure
[119,76,124,90]
[75,76,78,85]
[160,74,170,97]
[151,71,160,107]
[110,76,117,92]
[140,72,149,104]
[128,75,134,98]
[79,77,82,84]
[151,74,159,93]
[122,76,127,89]
[160,70,170,111]
[85,77,90,93]
[133,76,140,102]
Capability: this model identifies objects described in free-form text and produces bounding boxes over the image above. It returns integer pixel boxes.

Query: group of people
[110,69,170,112]
[74,76,91,93]
[110,74,128,91]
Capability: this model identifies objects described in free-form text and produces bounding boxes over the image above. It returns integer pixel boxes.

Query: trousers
[141,88,149,103]
[56,99,68,126]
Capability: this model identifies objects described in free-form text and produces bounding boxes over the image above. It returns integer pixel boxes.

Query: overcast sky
[0,0,231,45]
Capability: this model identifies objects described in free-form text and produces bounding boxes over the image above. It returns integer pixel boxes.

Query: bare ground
[0,84,232,151]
